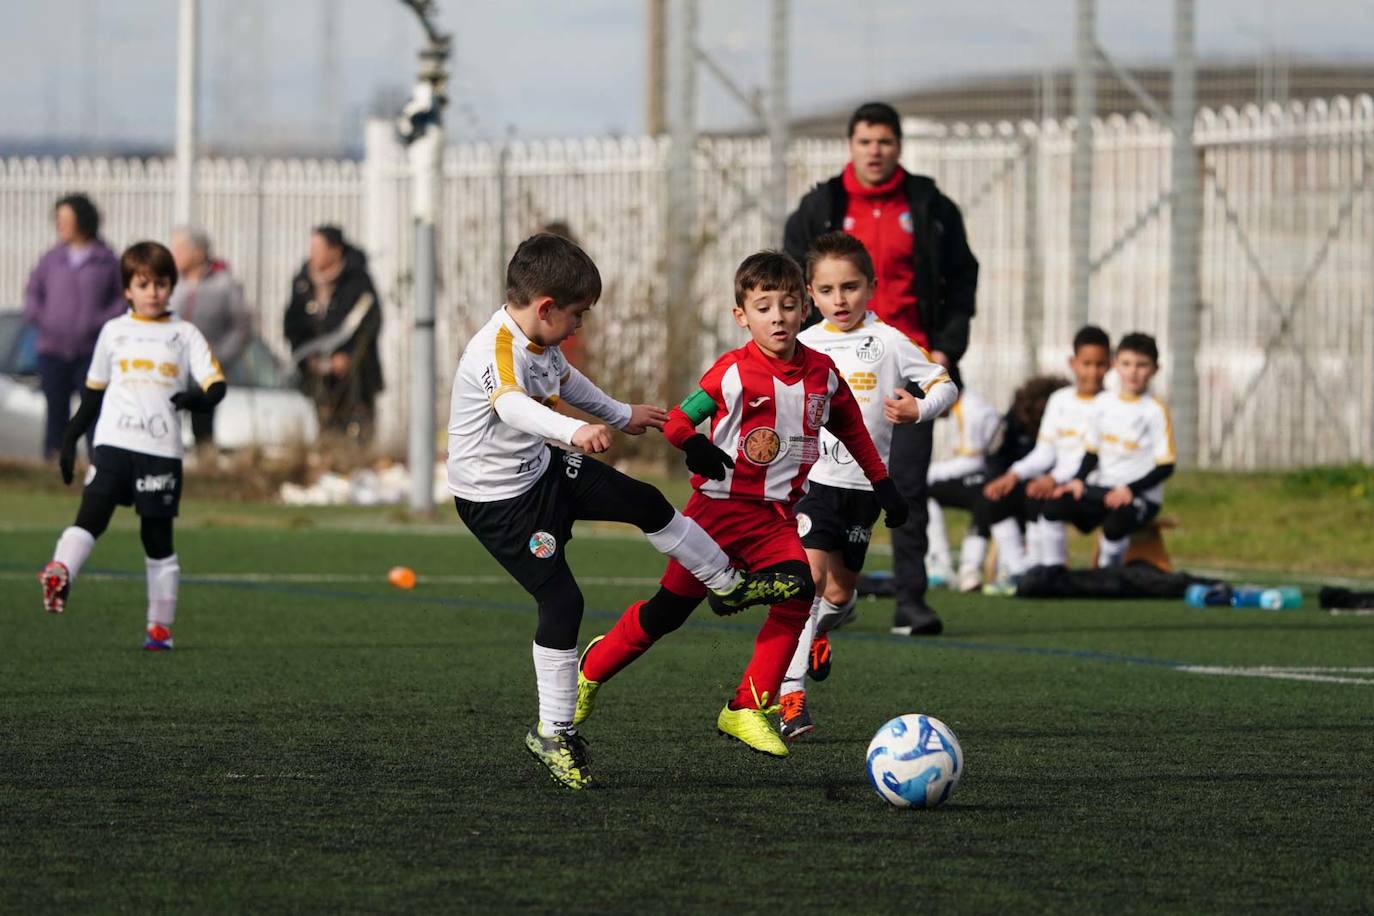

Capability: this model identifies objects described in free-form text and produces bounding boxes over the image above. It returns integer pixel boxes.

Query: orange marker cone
[388,566,417,590]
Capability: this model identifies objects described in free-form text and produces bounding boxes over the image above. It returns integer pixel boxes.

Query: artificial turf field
[1,492,1371,914]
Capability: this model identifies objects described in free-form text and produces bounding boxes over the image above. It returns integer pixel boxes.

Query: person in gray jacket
[169,227,253,446]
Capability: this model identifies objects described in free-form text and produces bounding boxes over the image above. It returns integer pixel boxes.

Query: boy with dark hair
[448,234,805,791]
[38,241,227,651]
[1047,332,1176,567]
[980,325,1111,574]
[575,250,907,758]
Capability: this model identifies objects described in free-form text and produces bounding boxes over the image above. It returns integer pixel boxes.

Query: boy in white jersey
[923,387,1002,593]
[980,325,1111,575]
[1048,332,1176,567]
[38,242,226,650]
[778,233,955,738]
[448,234,807,791]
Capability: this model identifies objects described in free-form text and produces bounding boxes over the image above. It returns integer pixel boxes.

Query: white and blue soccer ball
[865,714,963,809]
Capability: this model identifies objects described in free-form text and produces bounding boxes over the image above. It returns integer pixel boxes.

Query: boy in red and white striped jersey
[576,251,907,757]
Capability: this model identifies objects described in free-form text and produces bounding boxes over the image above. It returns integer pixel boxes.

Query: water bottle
[1230,585,1303,610]
[1185,583,1232,608]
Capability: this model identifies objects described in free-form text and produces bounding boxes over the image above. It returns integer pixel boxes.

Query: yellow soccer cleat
[573,635,604,727]
[524,725,592,791]
[716,681,789,758]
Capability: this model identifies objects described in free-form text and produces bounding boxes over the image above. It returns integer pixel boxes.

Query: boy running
[576,250,909,758]
[980,326,1111,572]
[777,233,956,738]
[448,234,804,791]
[39,241,227,650]
[1046,332,1176,567]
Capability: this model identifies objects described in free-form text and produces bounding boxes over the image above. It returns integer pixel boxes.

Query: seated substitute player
[448,234,806,791]
[575,250,908,758]
[980,325,1110,576]
[923,387,1002,594]
[776,232,956,739]
[1046,332,1176,567]
[38,241,226,650]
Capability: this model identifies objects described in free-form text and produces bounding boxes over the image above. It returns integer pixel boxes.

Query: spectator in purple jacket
[23,194,125,459]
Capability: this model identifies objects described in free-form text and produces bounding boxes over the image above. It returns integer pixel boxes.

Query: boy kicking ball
[447,234,807,791]
[576,250,908,758]
[778,233,956,738]
[39,241,226,650]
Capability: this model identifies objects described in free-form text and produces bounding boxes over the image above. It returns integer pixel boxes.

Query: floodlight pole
[1168,0,1199,466]
[1069,0,1095,329]
[174,0,199,226]
[766,0,789,242]
[397,0,450,514]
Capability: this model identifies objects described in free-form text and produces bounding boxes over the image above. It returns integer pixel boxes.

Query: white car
[0,309,318,460]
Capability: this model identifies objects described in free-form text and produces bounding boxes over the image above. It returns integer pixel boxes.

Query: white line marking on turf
[1178,666,1374,686]
[0,570,662,587]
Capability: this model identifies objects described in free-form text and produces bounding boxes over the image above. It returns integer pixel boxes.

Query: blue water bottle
[1185,583,1232,608]
[1230,585,1302,610]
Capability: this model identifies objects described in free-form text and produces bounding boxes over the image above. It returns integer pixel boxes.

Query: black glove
[170,390,208,412]
[58,439,77,486]
[874,477,909,529]
[682,434,735,481]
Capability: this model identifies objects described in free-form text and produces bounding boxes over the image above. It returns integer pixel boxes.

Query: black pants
[973,479,1038,532]
[37,353,91,458]
[1042,486,1160,541]
[929,473,991,539]
[888,411,934,614]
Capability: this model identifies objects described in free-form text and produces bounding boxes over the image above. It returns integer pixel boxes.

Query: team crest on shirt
[529,531,558,559]
[855,336,884,363]
[796,513,812,537]
[741,427,784,465]
[899,211,914,234]
[805,393,826,430]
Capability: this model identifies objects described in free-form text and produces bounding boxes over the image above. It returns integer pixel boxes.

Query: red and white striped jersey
[663,339,888,505]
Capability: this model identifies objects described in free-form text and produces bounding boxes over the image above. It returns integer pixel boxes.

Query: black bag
[1015,561,1223,600]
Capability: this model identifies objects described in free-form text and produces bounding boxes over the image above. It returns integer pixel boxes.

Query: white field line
[0,570,661,587]
[1178,666,1374,686]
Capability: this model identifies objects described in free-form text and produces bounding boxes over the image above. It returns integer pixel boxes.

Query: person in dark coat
[783,102,980,636]
[23,193,126,459]
[283,226,383,441]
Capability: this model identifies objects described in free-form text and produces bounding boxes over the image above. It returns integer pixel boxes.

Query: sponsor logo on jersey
[136,472,178,493]
[118,413,171,439]
[741,427,783,465]
[563,451,584,478]
[847,525,872,545]
[847,371,878,392]
[789,435,820,464]
[796,513,812,537]
[822,439,854,465]
[805,393,826,430]
[855,336,884,363]
[748,396,771,408]
[529,531,558,559]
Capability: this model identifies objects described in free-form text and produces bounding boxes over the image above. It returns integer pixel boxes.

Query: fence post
[364,119,408,455]
[1069,0,1095,329]
[1022,132,1043,375]
[1168,0,1201,466]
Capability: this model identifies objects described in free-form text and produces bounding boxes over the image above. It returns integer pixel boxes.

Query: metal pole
[174,0,199,226]
[1069,0,1095,329]
[398,1,449,514]
[644,0,668,135]
[664,0,698,411]
[767,0,789,243]
[1168,0,1200,466]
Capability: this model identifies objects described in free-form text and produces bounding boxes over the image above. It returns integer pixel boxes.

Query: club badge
[741,427,783,465]
[805,393,827,430]
[529,531,558,559]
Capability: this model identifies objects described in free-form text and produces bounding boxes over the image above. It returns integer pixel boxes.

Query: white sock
[815,594,856,634]
[958,534,988,577]
[781,597,820,695]
[1097,534,1130,568]
[925,500,951,569]
[1038,519,1068,566]
[991,517,1030,578]
[646,510,738,594]
[53,526,96,581]
[532,642,579,736]
[145,554,180,628]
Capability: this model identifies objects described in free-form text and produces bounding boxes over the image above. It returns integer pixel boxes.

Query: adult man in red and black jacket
[784,101,980,637]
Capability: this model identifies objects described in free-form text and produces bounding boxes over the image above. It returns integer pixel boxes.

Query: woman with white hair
[169,226,252,447]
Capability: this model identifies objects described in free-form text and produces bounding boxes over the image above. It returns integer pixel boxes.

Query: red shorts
[660,492,808,598]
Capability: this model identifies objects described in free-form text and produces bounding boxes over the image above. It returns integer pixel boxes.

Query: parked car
[0,309,318,460]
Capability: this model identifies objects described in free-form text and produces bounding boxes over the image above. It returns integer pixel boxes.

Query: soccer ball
[865,714,963,809]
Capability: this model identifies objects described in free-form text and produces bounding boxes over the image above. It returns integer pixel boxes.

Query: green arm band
[679,387,717,425]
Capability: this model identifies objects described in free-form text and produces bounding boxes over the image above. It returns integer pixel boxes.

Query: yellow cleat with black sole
[524,725,592,790]
[716,682,788,757]
[573,635,604,727]
[708,568,809,616]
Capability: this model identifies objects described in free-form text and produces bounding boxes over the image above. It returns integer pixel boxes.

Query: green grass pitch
[1,492,1371,913]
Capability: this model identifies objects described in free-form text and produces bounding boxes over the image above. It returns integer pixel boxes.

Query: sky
[1,0,1371,152]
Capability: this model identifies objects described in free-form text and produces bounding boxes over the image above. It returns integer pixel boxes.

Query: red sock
[581,600,654,683]
[731,598,811,709]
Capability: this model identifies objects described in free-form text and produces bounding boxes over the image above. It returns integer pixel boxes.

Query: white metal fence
[2,94,1370,468]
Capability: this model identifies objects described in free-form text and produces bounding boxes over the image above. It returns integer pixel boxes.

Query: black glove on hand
[170,390,208,412]
[683,434,735,481]
[874,477,909,529]
[58,439,77,486]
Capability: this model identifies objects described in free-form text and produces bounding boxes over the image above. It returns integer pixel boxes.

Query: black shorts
[454,446,668,596]
[795,481,882,572]
[85,445,183,518]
